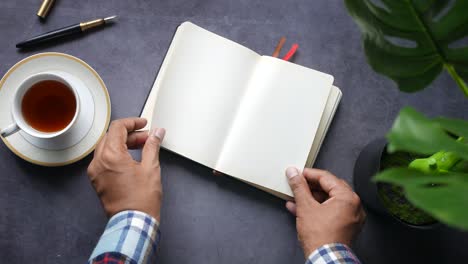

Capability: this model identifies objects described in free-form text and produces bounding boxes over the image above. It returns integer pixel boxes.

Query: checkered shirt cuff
[306,243,361,264]
[89,210,160,264]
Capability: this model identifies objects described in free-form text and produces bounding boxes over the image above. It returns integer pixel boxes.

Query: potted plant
[345,1,468,230]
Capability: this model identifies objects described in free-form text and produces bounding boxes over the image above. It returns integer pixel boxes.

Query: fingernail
[286,167,299,179]
[153,128,166,140]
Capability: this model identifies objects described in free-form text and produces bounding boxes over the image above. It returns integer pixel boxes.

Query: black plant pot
[353,138,439,230]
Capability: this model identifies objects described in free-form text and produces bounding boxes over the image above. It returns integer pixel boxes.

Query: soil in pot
[377,151,437,226]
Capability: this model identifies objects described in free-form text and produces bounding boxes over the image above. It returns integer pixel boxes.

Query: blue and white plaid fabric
[89,210,160,264]
[307,243,361,264]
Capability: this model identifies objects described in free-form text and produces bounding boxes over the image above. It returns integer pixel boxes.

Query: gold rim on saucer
[0,52,111,166]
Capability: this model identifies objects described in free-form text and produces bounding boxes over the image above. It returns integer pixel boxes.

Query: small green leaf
[374,168,468,230]
[452,160,468,173]
[386,107,468,159]
[435,117,468,138]
[345,0,468,96]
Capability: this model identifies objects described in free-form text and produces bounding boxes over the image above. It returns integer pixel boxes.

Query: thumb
[142,128,165,169]
[286,167,315,207]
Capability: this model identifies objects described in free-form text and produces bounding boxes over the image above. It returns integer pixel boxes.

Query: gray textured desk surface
[1,1,467,263]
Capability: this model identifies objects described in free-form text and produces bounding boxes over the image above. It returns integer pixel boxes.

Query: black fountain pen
[16,16,117,49]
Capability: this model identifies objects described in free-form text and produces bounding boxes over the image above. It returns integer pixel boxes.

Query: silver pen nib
[104,15,118,23]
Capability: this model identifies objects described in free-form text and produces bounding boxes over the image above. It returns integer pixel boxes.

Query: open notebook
[141,22,342,200]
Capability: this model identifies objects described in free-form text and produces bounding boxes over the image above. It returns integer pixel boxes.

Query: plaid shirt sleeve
[88,210,161,264]
[306,243,361,264]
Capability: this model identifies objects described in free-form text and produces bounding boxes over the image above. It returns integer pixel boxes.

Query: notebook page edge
[305,86,342,168]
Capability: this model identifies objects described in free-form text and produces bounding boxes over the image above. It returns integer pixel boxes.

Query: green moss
[377,183,436,225]
[377,151,437,226]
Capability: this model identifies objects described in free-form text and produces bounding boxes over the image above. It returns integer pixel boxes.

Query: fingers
[107,118,148,149]
[311,190,328,203]
[142,128,166,170]
[303,168,352,197]
[213,170,224,176]
[285,201,297,216]
[286,167,317,207]
[285,192,328,215]
[127,131,149,149]
[307,180,329,203]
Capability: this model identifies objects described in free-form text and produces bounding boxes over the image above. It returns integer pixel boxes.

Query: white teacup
[0,72,80,139]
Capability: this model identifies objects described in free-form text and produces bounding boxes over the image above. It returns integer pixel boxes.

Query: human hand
[285,167,366,258]
[212,170,223,176]
[87,117,165,221]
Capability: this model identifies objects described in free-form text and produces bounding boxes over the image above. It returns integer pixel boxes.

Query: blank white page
[216,56,333,197]
[151,22,260,168]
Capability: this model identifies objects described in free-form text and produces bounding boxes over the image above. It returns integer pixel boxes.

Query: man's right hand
[285,167,366,258]
[87,118,165,221]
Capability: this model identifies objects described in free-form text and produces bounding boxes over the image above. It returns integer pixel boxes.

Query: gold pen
[37,0,56,19]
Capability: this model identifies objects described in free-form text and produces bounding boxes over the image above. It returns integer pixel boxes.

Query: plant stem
[444,64,468,97]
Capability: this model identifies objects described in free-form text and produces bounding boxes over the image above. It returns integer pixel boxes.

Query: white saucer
[0,53,111,166]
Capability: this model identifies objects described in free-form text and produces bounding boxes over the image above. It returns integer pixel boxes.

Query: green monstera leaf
[345,0,468,96]
[386,107,468,159]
